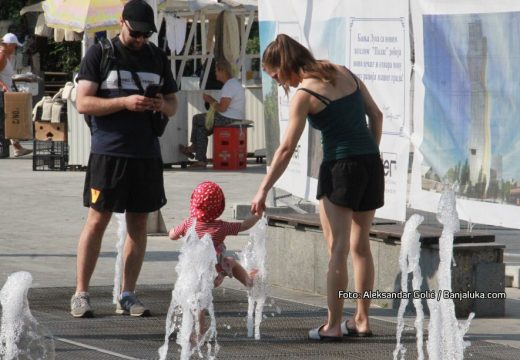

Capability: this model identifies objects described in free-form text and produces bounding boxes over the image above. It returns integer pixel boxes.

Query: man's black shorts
[83,154,166,213]
[316,153,384,211]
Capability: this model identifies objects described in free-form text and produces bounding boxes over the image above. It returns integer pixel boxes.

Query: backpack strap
[84,37,117,131]
[98,37,120,87]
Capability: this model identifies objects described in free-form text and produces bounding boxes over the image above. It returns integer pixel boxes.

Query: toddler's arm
[169,228,182,240]
[169,219,188,240]
[239,213,261,232]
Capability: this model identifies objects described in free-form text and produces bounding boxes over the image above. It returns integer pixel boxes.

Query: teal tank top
[301,75,379,161]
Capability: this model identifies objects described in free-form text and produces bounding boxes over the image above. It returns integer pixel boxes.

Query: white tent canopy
[159,0,257,14]
[158,0,259,88]
[19,2,44,16]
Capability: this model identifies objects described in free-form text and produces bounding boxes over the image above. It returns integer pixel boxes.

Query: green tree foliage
[1,1,81,75]
[0,0,26,23]
[501,181,512,203]
[246,22,260,70]
[46,40,81,74]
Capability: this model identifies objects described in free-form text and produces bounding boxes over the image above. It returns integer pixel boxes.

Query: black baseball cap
[122,0,157,33]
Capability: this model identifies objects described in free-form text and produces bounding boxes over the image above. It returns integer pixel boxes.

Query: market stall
[157,0,264,165]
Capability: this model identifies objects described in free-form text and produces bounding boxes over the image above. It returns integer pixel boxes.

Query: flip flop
[189,161,207,169]
[341,320,373,337]
[308,325,343,342]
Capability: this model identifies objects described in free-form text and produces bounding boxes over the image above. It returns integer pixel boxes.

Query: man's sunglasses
[125,21,153,39]
[129,29,153,39]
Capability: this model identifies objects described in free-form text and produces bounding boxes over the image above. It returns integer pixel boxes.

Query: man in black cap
[71,0,178,318]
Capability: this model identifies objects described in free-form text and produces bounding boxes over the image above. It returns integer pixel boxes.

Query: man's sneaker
[70,292,93,318]
[116,293,150,317]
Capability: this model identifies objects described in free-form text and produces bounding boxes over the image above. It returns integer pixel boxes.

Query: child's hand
[214,273,225,288]
[169,229,180,240]
[246,269,259,288]
[239,213,262,232]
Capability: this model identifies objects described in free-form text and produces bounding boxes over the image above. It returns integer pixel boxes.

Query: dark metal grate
[0,284,514,359]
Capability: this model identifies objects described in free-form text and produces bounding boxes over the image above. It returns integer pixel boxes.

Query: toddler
[169,181,260,342]
[169,181,260,289]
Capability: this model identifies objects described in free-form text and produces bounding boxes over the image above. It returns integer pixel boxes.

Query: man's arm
[76,79,155,116]
[0,79,8,92]
[0,51,9,91]
[0,50,7,72]
[203,93,231,113]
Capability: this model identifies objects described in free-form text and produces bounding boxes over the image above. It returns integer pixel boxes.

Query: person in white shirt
[179,59,245,168]
[0,33,32,157]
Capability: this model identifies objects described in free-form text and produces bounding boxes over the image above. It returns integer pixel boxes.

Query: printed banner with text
[258,0,410,221]
[410,0,520,228]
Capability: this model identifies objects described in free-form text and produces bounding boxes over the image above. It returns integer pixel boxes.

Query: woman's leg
[213,113,236,127]
[348,210,376,333]
[190,113,209,162]
[318,197,353,337]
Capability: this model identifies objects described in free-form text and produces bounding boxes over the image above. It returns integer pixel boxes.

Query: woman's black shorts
[83,154,166,213]
[316,153,384,211]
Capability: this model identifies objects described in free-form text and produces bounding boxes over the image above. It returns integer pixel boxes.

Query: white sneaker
[13,148,32,157]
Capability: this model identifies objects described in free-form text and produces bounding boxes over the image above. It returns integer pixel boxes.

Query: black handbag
[150,111,169,137]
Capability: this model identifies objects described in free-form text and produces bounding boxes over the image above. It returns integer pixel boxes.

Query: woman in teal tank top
[251,34,384,341]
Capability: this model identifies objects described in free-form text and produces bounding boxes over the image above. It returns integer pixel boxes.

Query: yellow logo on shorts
[91,188,101,204]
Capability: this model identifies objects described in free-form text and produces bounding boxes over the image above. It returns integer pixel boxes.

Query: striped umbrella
[42,0,126,34]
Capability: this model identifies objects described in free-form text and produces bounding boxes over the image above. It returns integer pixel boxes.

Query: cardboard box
[4,92,32,139]
[34,121,67,141]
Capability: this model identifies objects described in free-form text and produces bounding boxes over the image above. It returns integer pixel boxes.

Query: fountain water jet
[394,184,474,359]
[427,185,474,360]
[394,214,425,360]
[158,223,219,360]
[239,217,268,340]
[0,271,55,360]
[113,213,127,304]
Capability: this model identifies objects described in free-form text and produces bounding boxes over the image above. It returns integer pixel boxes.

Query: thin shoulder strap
[298,88,331,105]
[344,66,359,89]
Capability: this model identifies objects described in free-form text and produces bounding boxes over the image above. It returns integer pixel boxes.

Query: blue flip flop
[308,324,343,342]
[341,320,373,337]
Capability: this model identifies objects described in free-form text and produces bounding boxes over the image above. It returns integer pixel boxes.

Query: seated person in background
[179,59,245,168]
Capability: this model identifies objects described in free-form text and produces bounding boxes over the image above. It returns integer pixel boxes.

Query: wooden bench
[266,213,505,317]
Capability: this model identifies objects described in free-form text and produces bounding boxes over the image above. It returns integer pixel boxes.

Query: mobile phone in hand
[144,84,162,98]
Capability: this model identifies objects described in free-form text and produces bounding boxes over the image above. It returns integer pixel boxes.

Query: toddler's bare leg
[226,257,258,287]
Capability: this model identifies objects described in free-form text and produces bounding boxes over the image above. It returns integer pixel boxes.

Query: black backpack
[98,37,117,85]
[83,37,115,129]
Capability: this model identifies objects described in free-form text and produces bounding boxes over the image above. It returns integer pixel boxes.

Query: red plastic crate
[213,126,247,170]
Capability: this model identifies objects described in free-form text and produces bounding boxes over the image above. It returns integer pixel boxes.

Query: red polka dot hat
[189,181,225,222]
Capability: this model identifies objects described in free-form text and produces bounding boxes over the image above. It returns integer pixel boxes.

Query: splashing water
[158,223,219,360]
[239,217,268,340]
[394,214,425,360]
[113,213,127,304]
[0,271,55,359]
[427,185,474,360]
